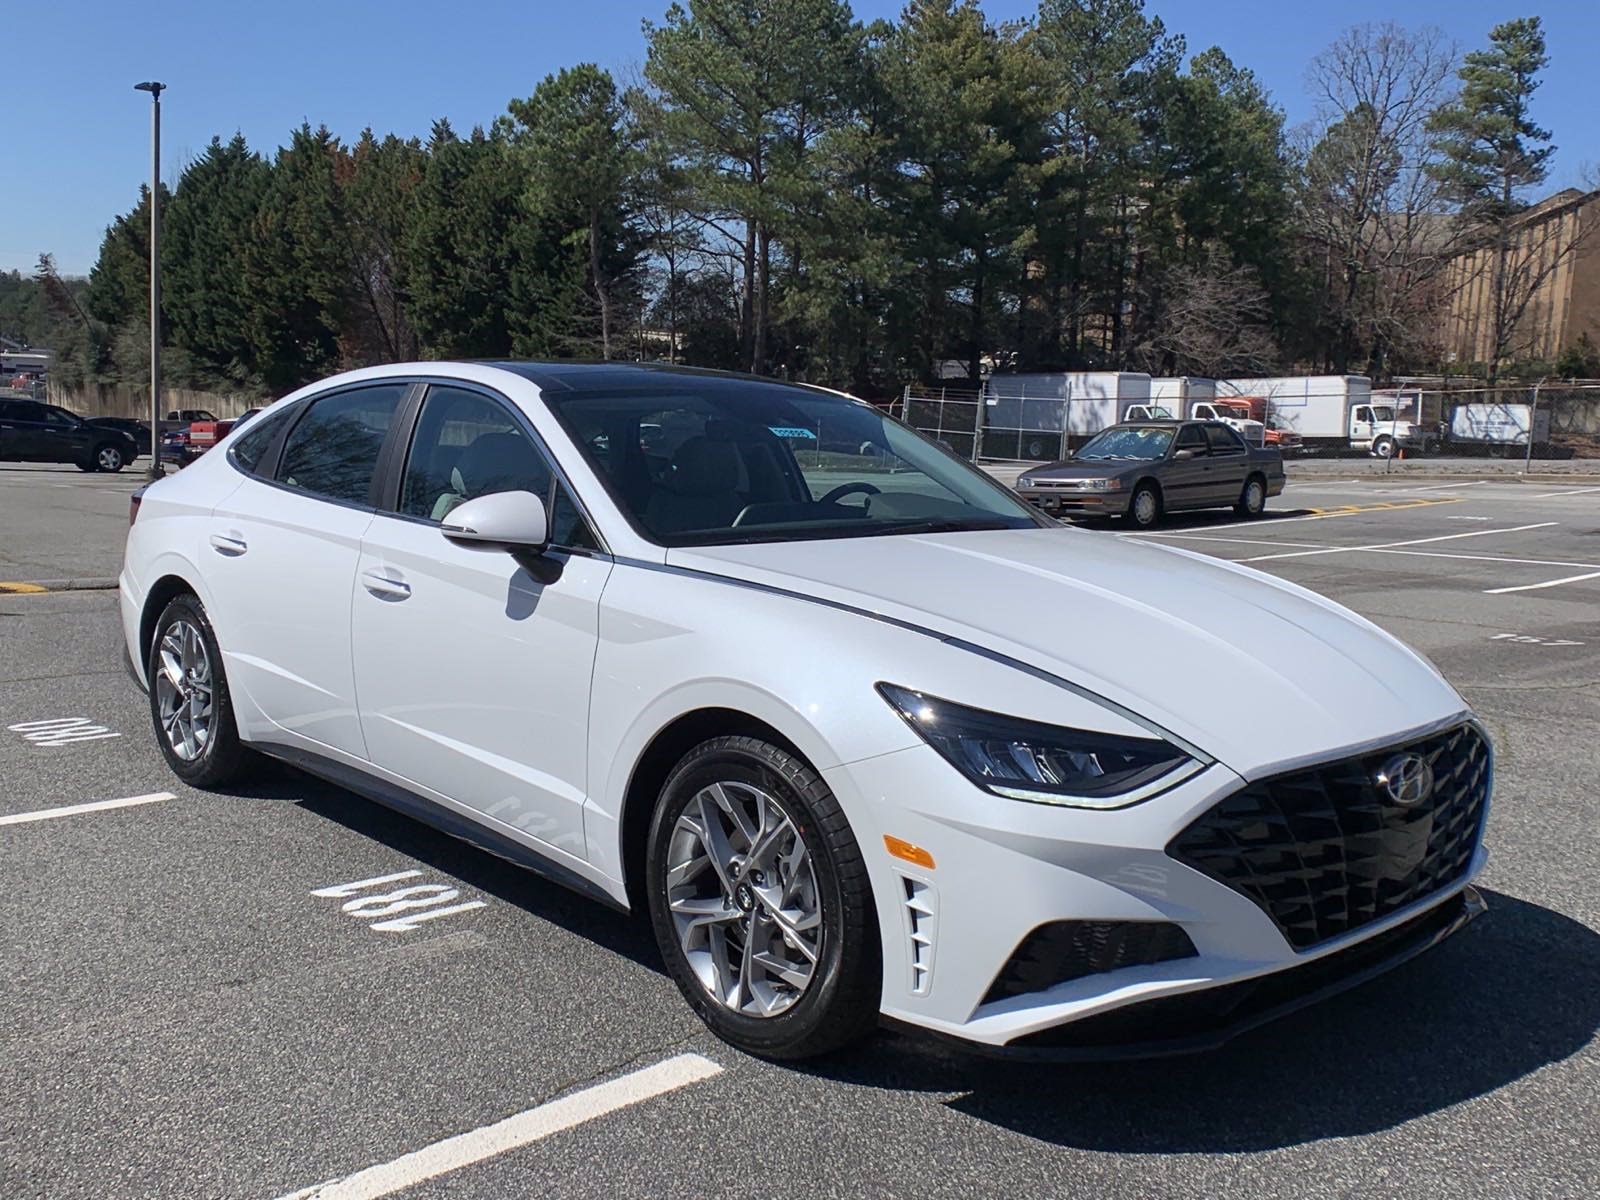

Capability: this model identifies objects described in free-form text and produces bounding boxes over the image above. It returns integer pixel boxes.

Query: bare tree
[1132,252,1279,377]
[1298,22,1462,377]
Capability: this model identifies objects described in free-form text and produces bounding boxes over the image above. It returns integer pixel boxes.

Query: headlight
[878,684,1201,809]
[1017,476,1033,488]
[1084,478,1122,491]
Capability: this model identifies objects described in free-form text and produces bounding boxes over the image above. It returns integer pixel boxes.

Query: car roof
[482,360,791,394]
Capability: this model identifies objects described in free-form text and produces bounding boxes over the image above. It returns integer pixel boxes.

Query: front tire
[645,736,880,1059]
[1127,482,1162,529]
[95,444,126,472]
[147,593,254,788]
[1372,436,1394,459]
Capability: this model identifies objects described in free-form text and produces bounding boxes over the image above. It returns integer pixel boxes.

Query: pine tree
[1428,17,1566,378]
[163,135,270,386]
[507,65,640,359]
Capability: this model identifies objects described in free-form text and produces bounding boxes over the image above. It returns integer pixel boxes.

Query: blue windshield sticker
[768,426,818,440]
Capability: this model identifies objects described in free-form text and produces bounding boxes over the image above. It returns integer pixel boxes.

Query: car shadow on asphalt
[1073,508,1317,534]
[221,761,663,972]
[806,889,1599,1152]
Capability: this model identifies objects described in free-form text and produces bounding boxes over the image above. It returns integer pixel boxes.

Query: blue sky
[7,0,1597,276]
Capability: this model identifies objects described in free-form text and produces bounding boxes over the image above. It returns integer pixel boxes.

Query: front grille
[984,920,1197,1003]
[1167,724,1489,950]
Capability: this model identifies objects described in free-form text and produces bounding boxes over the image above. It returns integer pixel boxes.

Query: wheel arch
[138,572,202,672]
[618,706,807,913]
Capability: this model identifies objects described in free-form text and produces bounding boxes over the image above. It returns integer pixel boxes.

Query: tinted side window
[277,384,406,505]
[1205,424,1244,453]
[400,386,551,522]
[1175,425,1207,452]
[549,482,598,550]
[230,409,287,475]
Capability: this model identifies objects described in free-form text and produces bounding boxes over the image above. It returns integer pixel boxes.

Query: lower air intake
[983,920,1197,1004]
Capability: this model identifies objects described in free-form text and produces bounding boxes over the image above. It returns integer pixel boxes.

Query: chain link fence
[899,380,1600,462]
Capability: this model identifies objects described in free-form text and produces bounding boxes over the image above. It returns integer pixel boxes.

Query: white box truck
[1127,378,1267,446]
[1449,403,1550,447]
[982,373,1153,452]
[1223,376,1431,457]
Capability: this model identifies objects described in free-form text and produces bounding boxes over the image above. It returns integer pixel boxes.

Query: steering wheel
[818,481,881,505]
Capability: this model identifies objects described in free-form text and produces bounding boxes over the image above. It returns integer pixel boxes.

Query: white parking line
[1235,522,1559,563]
[1365,548,1600,571]
[274,1053,723,1200]
[1529,486,1600,499]
[1124,531,1327,549]
[0,791,175,826]
[1485,570,1600,595]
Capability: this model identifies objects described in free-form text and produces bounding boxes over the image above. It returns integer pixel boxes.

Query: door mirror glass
[440,490,549,552]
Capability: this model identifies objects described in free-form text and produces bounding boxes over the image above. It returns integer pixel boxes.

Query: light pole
[134,80,165,480]
[1524,376,1547,472]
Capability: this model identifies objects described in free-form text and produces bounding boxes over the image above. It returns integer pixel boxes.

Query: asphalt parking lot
[2,462,1597,1199]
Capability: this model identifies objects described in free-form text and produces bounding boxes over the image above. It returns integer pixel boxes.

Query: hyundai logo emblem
[1376,753,1434,806]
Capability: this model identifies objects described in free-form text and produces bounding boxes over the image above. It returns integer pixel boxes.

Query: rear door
[203,381,411,758]
[6,400,52,460]
[0,400,29,458]
[349,382,610,857]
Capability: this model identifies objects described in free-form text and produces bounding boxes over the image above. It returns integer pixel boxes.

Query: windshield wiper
[876,518,1017,536]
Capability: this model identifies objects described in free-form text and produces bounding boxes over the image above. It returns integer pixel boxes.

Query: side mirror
[440,490,549,553]
[1173,448,1195,461]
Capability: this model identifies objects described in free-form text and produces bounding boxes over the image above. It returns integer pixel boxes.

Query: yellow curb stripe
[1301,497,1462,518]
[0,582,49,594]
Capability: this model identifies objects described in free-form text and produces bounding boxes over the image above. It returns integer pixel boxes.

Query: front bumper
[825,731,1488,1053]
[1016,487,1129,519]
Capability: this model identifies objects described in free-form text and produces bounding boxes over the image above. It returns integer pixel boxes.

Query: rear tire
[1127,482,1162,529]
[645,735,880,1060]
[1235,474,1267,518]
[147,593,255,788]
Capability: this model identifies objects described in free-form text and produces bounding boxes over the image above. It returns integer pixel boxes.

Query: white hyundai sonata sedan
[120,362,1490,1059]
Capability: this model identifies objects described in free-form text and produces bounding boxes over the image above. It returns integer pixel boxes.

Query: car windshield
[540,377,1042,546]
[1076,426,1174,461]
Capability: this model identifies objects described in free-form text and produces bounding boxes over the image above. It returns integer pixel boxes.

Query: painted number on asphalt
[1489,633,1585,646]
[311,869,486,934]
[7,717,121,747]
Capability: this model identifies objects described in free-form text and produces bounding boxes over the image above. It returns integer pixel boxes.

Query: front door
[204,382,410,757]
[350,383,610,858]
[1202,423,1250,502]
[1164,424,1212,510]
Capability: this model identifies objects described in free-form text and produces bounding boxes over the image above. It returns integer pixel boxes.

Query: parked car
[0,398,140,471]
[1015,420,1285,528]
[120,362,1488,1060]
[85,416,155,454]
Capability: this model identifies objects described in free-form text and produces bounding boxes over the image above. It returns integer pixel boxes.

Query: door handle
[361,569,411,600]
[209,532,248,556]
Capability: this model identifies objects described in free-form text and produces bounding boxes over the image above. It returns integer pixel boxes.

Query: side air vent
[983,920,1197,1004]
[901,877,937,996]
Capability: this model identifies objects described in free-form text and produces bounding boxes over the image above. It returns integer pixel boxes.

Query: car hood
[668,528,1466,778]
[1020,460,1143,481]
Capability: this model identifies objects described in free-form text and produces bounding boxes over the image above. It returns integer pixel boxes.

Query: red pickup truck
[185,408,263,457]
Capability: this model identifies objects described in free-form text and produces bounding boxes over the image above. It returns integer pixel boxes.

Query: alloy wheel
[665,780,822,1017]
[154,619,214,761]
[1246,479,1264,512]
[97,446,123,471]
